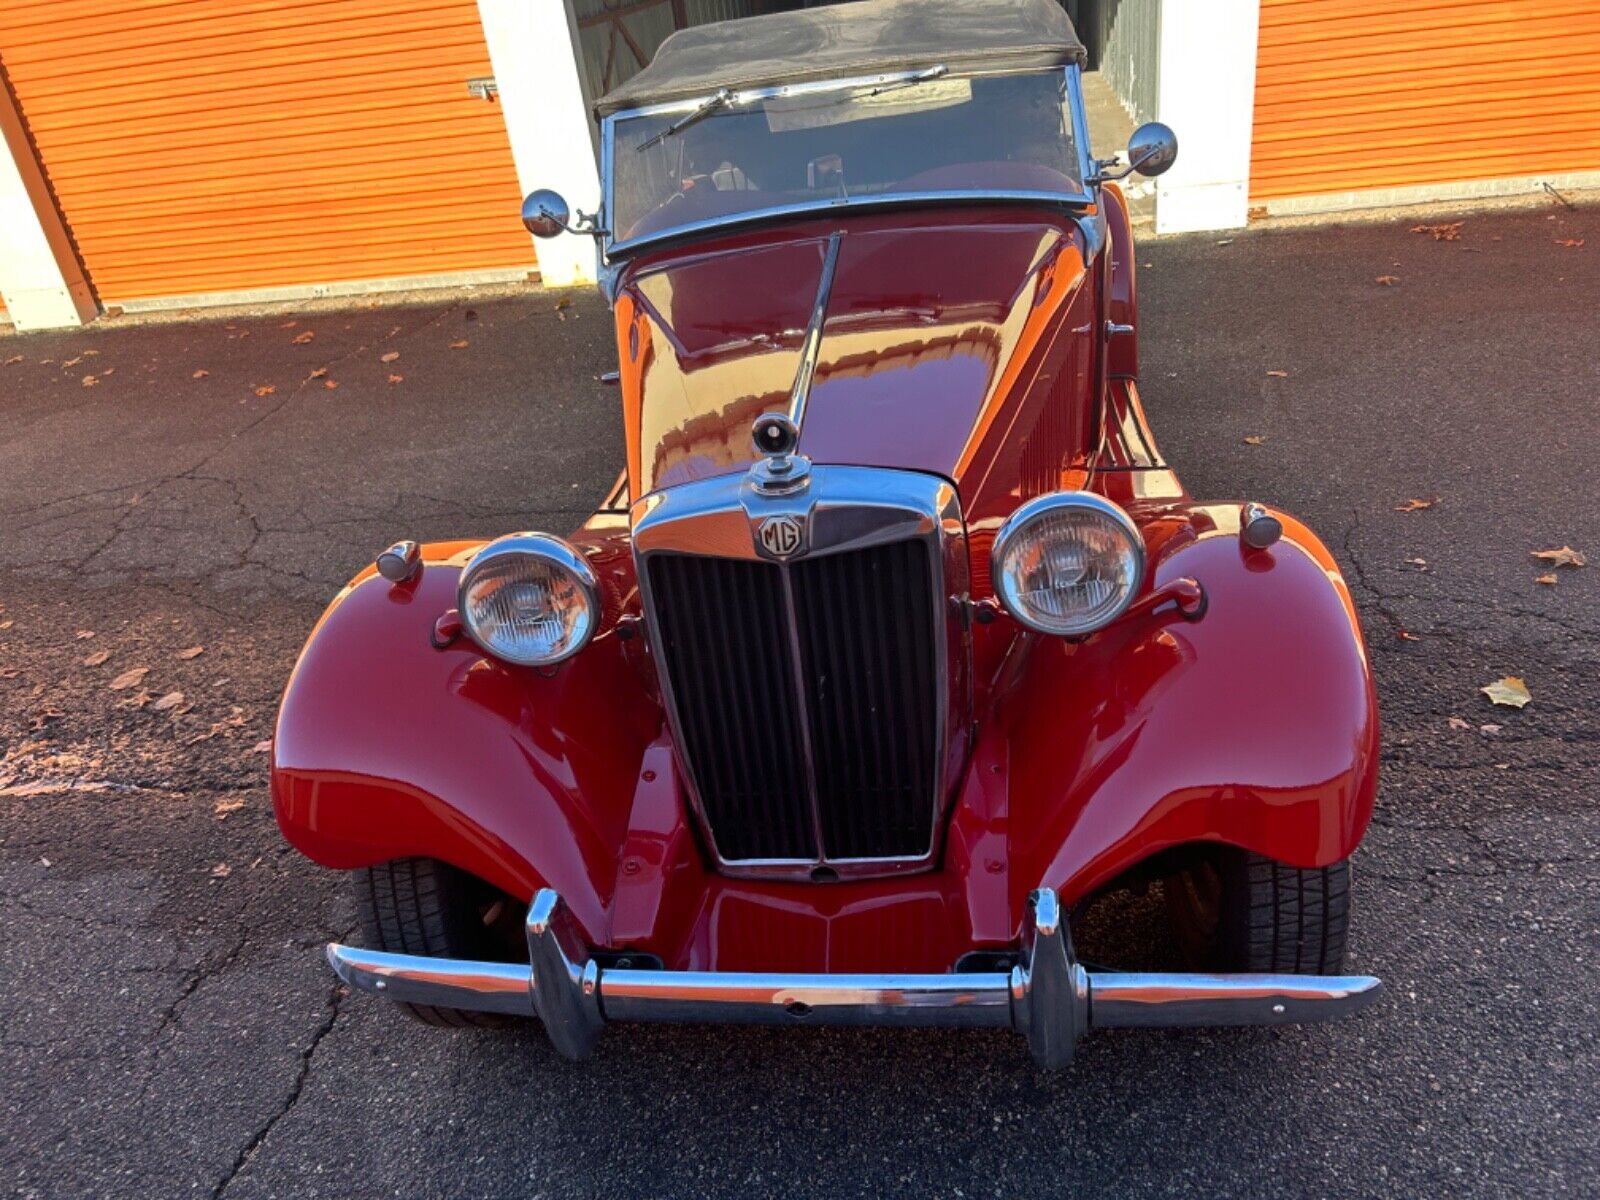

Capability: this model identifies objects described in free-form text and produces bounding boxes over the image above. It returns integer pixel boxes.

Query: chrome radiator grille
[792,539,939,860]
[646,553,815,861]
[647,537,941,868]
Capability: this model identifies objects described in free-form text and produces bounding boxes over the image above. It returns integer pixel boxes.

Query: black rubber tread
[1166,848,1350,974]
[1225,852,1350,975]
[352,859,518,1028]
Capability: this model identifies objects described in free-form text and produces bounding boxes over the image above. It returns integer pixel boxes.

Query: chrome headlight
[991,493,1145,635]
[457,533,600,666]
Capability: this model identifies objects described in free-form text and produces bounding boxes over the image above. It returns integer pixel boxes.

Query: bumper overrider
[326,888,1381,1068]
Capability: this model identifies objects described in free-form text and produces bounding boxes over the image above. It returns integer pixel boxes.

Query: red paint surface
[274,201,1378,970]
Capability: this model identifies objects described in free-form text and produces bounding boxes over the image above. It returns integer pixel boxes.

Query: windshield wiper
[637,87,735,151]
[859,63,948,99]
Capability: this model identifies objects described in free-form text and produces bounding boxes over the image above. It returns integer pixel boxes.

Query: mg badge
[757,514,805,559]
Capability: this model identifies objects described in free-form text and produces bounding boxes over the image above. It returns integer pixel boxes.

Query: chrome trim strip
[325,888,1384,1069]
[630,465,961,880]
[327,944,535,1016]
[607,189,1095,261]
[600,67,1094,261]
[601,968,1014,1028]
[787,231,842,432]
[776,567,829,862]
[1088,972,1383,1030]
[1066,64,1097,192]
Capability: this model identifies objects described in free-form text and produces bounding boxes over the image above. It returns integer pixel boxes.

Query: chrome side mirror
[1089,122,1179,185]
[522,189,572,238]
[1127,122,1178,177]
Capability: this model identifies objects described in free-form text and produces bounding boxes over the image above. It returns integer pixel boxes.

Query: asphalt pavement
[1,202,1596,1199]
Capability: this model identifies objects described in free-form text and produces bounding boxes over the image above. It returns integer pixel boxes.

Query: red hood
[614,209,1093,498]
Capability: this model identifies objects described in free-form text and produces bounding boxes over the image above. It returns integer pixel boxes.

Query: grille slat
[649,538,940,866]
[649,555,815,861]
[794,539,938,860]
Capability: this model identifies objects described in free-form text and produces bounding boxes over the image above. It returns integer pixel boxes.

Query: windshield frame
[599,63,1096,260]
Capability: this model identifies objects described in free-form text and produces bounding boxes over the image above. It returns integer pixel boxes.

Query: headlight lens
[991,493,1144,635]
[457,533,600,665]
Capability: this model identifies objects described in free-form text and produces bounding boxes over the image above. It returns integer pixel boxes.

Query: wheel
[1164,847,1350,974]
[352,858,524,1028]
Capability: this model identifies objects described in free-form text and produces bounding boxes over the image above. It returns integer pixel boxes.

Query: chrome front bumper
[326,888,1381,1069]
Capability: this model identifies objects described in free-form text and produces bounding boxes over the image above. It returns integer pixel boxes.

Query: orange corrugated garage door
[0,0,536,304]
[1252,0,1600,202]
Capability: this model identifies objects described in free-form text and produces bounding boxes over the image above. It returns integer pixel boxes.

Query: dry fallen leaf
[81,375,99,388]
[1395,497,1436,512]
[1404,557,1428,569]
[177,645,204,659]
[254,385,276,397]
[5,355,23,366]
[192,369,209,379]
[280,320,298,328]
[0,618,13,630]
[1479,723,1502,735]
[252,738,273,754]
[387,373,404,384]
[380,351,400,363]
[1447,716,1472,730]
[1536,573,1558,585]
[449,339,469,350]
[1412,222,1463,241]
[210,862,232,879]
[309,367,327,379]
[109,666,149,690]
[1243,435,1266,446]
[75,629,94,639]
[1531,546,1586,568]
[83,649,112,666]
[1555,238,1585,248]
[1265,370,1289,378]
[323,379,339,390]
[150,691,185,712]
[1396,630,1421,642]
[214,798,246,818]
[1376,275,1400,286]
[292,330,315,344]
[1480,676,1531,708]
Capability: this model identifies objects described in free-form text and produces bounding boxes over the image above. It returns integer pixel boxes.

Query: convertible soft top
[594,0,1087,117]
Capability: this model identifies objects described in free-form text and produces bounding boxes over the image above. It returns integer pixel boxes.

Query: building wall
[1093,0,1164,125]
[0,0,536,313]
[1252,0,1600,210]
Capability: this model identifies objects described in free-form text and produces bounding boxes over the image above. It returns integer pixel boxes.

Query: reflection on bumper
[326,887,1382,1069]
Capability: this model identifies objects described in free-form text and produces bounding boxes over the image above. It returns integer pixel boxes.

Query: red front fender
[270,540,661,941]
[1002,502,1380,909]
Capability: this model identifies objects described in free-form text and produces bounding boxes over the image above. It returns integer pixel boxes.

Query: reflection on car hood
[614,212,1089,496]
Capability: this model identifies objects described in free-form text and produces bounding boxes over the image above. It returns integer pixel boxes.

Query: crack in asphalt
[210,930,354,1200]
[132,927,253,1108]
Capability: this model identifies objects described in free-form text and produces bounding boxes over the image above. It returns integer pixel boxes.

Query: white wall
[1153,0,1260,234]
[477,0,602,287]
[0,88,96,330]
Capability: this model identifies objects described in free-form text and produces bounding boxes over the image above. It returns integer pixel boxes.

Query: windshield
[608,70,1085,250]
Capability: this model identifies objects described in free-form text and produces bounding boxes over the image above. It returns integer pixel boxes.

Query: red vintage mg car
[273,0,1381,1068]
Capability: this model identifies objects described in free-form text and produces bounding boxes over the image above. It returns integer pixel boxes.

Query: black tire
[352,858,522,1028]
[1165,847,1350,974]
